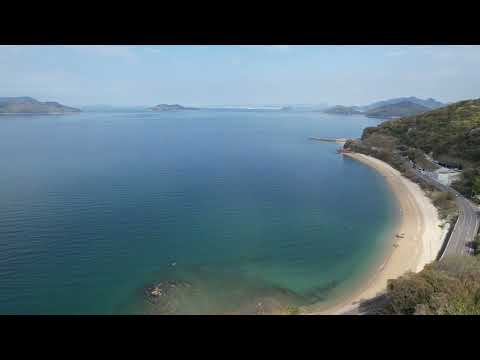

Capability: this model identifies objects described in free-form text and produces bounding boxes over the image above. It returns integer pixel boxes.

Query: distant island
[0,97,81,114]
[362,96,444,111]
[324,105,363,115]
[323,97,445,119]
[80,104,148,112]
[280,103,329,112]
[149,104,197,112]
[364,100,431,119]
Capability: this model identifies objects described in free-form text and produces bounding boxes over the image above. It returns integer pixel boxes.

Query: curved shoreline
[303,152,446,315]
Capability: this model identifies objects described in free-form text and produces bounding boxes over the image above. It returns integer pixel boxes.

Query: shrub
[473,234,480,256]
[381,256,480,315]
[283,305,300,315]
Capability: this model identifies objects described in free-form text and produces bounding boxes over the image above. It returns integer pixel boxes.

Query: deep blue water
[0,110,396,314]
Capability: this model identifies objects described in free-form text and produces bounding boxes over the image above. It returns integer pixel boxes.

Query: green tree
[473,176,480,196]
[382,256,480,315]
[474,234,480,256]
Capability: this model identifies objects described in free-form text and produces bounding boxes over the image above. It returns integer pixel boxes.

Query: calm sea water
[0,110,396,314]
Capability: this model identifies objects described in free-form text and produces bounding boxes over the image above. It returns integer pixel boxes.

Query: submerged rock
[145,280,192,304]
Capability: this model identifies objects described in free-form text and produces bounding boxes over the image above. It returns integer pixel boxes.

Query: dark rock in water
[144,280,192,306]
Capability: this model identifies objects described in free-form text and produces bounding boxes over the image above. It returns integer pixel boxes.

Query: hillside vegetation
[346,99,480,315]
[377,256,480,315]
[346,98,480,198]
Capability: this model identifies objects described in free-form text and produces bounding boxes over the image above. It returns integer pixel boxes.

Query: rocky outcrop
[145,280,192,302]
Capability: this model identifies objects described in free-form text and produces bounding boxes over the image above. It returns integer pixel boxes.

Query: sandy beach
[305,152,446,315]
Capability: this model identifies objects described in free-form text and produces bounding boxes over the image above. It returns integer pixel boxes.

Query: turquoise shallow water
[0,110,396,314]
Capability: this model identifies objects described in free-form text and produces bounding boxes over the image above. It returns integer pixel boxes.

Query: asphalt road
[414,170,480,258]
[341,165,480,315]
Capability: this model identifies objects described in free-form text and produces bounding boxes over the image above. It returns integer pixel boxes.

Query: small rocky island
[149,104,197,112]
[0,97,81,114]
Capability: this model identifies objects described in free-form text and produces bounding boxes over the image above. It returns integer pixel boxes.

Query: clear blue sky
[1,45,479,107]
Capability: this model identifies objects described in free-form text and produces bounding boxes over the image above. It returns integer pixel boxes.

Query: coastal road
[413,170,480,258]
[339,157,479,315]
[341,169,479,315]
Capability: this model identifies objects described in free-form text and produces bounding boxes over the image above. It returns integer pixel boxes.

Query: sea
[0,109,397,314]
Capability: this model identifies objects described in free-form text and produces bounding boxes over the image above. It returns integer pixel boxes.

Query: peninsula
[309,98,480,315]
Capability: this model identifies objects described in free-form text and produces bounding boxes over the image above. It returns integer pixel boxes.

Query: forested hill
[348,98,480,197]
[362,98,480,167]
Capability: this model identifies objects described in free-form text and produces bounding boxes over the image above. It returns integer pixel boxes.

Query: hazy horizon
[1,45,480,107]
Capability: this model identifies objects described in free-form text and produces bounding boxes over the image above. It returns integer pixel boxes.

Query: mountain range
[323,97,445,118]
[364,101,431,119]
[361,97,444,111]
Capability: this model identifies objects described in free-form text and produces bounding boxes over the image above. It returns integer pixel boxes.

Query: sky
[0,45,479,107]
